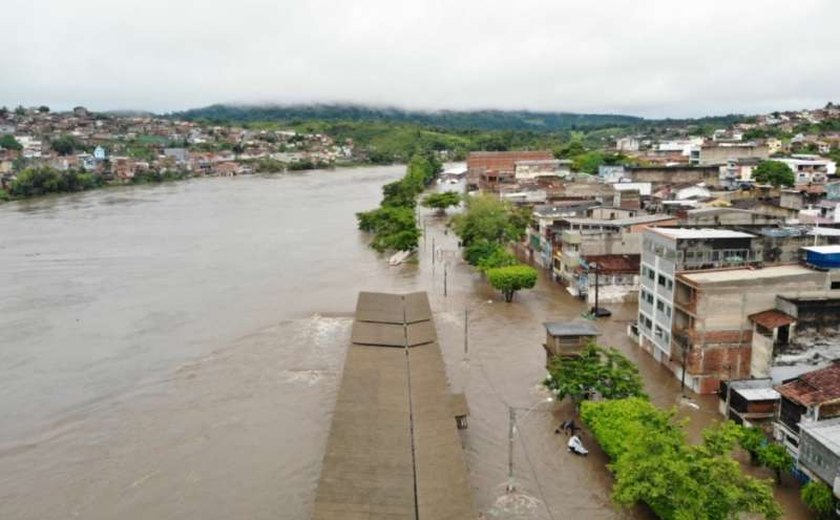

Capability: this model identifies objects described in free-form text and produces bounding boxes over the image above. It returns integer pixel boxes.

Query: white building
[637,228,757,363]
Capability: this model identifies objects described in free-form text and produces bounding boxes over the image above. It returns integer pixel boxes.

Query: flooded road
[0,167,809,519]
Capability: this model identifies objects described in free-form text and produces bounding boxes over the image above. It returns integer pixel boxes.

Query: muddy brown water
[0,166,810,519]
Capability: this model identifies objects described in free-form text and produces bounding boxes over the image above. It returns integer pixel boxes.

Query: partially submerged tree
[758,443,793,484]
[485,264,537,302]
[581,398,782,520]
[543,343,646,404]
[421,191,460,214]
[801,480,836,519]
[450,195,526,246]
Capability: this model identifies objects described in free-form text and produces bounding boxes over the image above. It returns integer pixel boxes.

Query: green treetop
[753,160,795,187]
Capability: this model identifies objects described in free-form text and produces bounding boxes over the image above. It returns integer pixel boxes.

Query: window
[656,299,665,312]
[654,325,664,338]
[648,268,655,281]
[658,274,666,286]
[667,279,673,290]
[645,317,652,329]
[666,305,672,318]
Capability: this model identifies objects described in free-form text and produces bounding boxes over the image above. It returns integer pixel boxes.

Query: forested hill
[171,104,645,131]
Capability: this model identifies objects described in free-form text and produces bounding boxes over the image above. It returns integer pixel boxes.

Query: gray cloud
[1,0,838,117]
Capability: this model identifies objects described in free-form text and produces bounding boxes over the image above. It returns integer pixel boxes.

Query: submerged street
[0,166,809,519]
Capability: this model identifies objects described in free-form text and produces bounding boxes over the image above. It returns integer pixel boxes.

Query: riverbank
[0,159,403,203]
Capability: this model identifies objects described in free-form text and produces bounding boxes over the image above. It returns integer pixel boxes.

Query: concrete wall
[750,327,775,378]
[627,166,720,188]
[799,428,840,487]
[698,145,770,166]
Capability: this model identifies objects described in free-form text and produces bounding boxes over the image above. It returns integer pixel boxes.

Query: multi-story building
[637,228,757,366]
[671,265,828,393]
[775,362,840,458]
[689,143,770,166]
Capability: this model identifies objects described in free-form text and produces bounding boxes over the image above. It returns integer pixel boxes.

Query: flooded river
[0,166,809,519]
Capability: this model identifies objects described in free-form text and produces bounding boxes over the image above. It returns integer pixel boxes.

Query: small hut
[542,321,600,367]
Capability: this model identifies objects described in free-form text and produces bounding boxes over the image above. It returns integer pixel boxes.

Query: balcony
[674,297,697,315]
[562,250,580,268]
[562,230,581,245]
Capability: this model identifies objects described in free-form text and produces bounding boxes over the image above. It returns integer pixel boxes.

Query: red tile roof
[749,309,796,329]
[577,254,640,274]
[776,361,840,407]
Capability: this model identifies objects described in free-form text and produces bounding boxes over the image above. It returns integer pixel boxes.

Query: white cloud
[1,0,837,117]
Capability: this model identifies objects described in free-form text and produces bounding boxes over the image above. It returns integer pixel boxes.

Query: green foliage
[421,191,460,213]
[131,169,189,184]
[543,343,646,404]
[9,167,103,198]
[476,248,517,272]
[356,152,440,253]
[463,239,501,266]
[0,188,10,201]
[37,105,50,113]
[485,264,537,302]
[0,134,22,151]
[287,158,331,171]
[757,443,792,484]
[753,160,795,187]
[251,157,287,173]
[50,134,82,156]
[738,427,766,464]
[450,195,527,246]
[14,105,25,116]
[581,399,782,520]
[801,480,836,519]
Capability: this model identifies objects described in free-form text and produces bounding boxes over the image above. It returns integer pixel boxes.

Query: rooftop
[648,227,755,240]
[543,321,600,337]
[679,264,817,284]
[776,361,840,407]
[562,214,677,227]
[749,309,796,329]
[800,417,840,455]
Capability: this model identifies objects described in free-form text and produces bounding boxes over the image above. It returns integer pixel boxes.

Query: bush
[801,480,835,519]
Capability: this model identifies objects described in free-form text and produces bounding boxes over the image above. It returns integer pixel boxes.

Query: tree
[463,239,501,266]
[50,135,81,156]
[757,443,792,484]
[801,480,836,519]
[581,398,782,520]
[14,105,25,116]
[421,191,460,214]
[738,426,766,465]
[0,106,8,117]
[450,195,526,246]
[485,264,537,302]
[753,160,795,187]
[0,134,22,151]
[476,247,517,272]
[544,343,646,404]
[356,206,419,252]
[37,105,50,113]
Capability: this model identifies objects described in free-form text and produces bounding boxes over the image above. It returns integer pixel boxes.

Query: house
[93,146,106,160]
[690,143,770,166]
[575,254,641,305]
[551,214,678,289]
[670,265,829,393]
[598,165,627,183]
[466,150,553,191]
[802,245,840,269]
[718,378,780,428]
[797,417,840,500]
[775,361,840,457]
[542,321,600,367]
[777,155,836,183]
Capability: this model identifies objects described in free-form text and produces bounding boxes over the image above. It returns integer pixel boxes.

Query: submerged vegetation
[355,152,441,252]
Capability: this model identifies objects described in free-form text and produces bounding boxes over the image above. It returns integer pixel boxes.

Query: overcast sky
[2,0,838,118]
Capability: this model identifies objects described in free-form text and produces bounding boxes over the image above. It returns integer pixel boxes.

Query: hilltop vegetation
[173,103,645,131]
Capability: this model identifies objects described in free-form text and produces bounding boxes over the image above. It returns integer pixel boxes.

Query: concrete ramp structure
[312,292,476,520]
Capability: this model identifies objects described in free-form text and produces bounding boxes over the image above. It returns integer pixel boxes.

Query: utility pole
[444,263,448,297]
[507,406,516,493]
[464,307,469,357]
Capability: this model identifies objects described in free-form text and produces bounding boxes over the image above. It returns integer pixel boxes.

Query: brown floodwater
[0,167,810,519]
